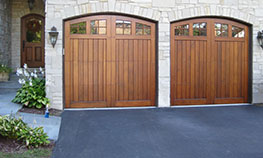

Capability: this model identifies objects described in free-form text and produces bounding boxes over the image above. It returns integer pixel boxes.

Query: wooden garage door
[64,15,156,108]
[171,18,249,105]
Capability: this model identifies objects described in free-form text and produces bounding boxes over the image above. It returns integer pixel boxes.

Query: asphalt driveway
[52,106,263,158]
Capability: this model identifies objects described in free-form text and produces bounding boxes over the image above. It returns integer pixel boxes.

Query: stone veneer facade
[10,0,262,109]
[0,0,11,66]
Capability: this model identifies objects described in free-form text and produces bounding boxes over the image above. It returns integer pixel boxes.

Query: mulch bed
[0,135,55,153]
[18,107,62,117]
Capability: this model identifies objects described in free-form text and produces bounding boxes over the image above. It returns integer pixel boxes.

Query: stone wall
[0,0,11,66]
[10,0,45,70]
[45,0,263,110]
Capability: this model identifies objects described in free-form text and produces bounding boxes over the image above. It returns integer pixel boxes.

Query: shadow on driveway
[52,106,263,158]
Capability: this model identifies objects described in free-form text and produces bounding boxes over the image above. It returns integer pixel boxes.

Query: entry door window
[26,18,42,43]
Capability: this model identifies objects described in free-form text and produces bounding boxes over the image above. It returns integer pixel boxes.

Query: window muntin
[70,22,86,34]
[136,23,151,35]
[232,26,245,38]
[215,23,228,37]
[175,24,189,36]
[90,20,107,35]
[193,23,207,36]
[116,20,131,35]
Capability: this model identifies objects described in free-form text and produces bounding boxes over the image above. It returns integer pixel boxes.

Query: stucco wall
[0,0,11,66]
[10,0,45,70]
[45,0,263,110]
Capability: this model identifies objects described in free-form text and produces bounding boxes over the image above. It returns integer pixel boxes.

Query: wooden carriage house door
[64,15,156,108]
[170,18,249,105]
[21,14,45,68]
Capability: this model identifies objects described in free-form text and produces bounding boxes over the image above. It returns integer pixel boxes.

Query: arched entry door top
[170,18,250,105]
[21,14,45,68]
[64,15,156,108]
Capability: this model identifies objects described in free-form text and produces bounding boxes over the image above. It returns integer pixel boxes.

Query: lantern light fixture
[48,26,59,48]
[257,30,263,49]
[28,0,35,10]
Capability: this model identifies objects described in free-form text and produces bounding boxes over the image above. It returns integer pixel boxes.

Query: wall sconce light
[49,26,59,48]
[257,30,263,49]
[28,0,35,10]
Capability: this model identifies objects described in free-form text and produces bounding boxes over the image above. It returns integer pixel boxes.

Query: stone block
[152,0,175,7]
[198,0,220,4]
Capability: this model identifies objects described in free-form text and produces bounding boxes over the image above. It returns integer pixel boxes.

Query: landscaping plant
[0,64,12,73]
[0,64,12,82]
[0,114,50,148]
[12,64,50,109]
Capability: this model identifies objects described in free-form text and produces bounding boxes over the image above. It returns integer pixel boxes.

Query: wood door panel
[35,47,42,61]
[171,18,249,105]
[65,15,156,108]
[69,38,107,105]
[172,40,208,105]
[115,39,153,105]
[26,47,33,62]
[215,41,245,102]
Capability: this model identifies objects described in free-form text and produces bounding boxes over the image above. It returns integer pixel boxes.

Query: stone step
[0,73,21,89]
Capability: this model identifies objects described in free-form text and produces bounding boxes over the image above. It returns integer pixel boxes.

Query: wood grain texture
[171,18,249,105]
[65,15,156,108]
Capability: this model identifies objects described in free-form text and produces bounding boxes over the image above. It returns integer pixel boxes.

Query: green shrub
[12,77,49,109]
[0,64,12,73]
[0,115,50,148]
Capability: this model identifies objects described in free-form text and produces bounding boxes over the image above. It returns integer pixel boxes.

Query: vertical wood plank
[93,39,99,101]
[190,40,195,99]
[225,41,230,98]
[199,41,204,99]
[78,39,84,101]
[203,41,207,99]
[134,40,139,100]
[123,40,129,100]
[233,41,239,97]
[147,40,151,100]
[229,41,234,98]
[73,39,79,102]
[119,40,124,100]
[142,40,148,100]
[83,39,88,102]
[64,22,71,107]
[195,40,200,98]
[98,39,104,101]
[138,40,143,100]
[181,41,186,99]
[177,41,182,99]
[186,40,191,99]
[88,39,94,101]
[128,40,134,100]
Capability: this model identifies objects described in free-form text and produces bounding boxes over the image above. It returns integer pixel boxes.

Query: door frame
[170,16,253,105]
[62,13,159,109]
[20,13,45,68]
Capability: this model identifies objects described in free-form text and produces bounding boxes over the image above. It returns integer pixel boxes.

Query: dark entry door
[21,14,45,68]
[64,15,156,108]
[170,18,249,105]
